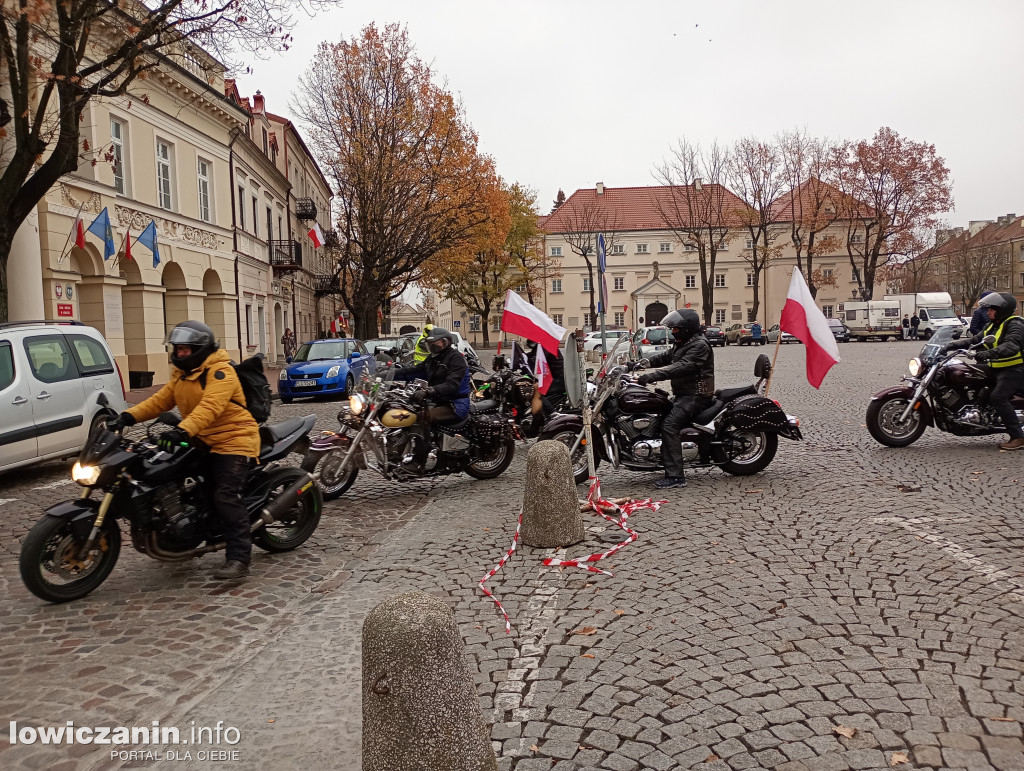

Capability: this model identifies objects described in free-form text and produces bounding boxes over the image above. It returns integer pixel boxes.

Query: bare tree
[942,223,1004,311]
[557,199,620,329]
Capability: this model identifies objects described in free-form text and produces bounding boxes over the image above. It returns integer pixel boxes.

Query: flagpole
[110,229,130,272]
[57,200,87,264]
[763,330,783,396]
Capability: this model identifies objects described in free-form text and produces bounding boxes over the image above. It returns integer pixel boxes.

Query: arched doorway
[645,302,668,326]
[161,262,188,335]
[274,302,284,362]
[399,325,416,335]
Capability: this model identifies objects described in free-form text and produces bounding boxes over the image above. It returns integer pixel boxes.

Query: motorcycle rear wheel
[866,395,926,447]
[301,448,358,500]
[20,515,122,603]
[540,429,599,486]
[717,427,778,476]
[465,437,516,480]
[253,468,323,552]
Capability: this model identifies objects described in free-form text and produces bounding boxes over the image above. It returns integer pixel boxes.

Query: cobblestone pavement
[3,339,1024,770]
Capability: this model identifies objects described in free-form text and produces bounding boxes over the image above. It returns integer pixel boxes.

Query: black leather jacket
[645,333,715,397]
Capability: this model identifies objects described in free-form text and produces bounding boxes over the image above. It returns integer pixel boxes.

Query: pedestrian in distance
[751,320,763,345]
[902,314,910,340]
[281,328,297,360]
[909,314,920,340]
[970,290,996,335]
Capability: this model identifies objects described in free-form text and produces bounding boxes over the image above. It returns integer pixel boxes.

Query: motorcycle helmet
[166,320,218,372]
[660,309,701,343]
[978,292,1017,323]
[424,326,452,356]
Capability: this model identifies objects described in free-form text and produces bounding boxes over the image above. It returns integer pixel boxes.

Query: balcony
[269,240,302,272]
[314,273,343,297]
[295,198,317,221]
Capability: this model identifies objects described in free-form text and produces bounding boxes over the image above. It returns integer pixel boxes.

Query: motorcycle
[539,336,803,485]
[19,395,323,603]
[866,327,1023,446]
[301,363,517,499]
[475,354,572,439]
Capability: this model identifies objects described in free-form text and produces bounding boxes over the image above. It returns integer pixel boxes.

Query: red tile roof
[770,177,869,222]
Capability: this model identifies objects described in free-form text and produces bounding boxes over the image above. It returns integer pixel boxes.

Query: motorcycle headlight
[279,369,288,381]
[326,365,341,379]
[71,462,100,486]
[908,358,922,377]
[349,393,368,415]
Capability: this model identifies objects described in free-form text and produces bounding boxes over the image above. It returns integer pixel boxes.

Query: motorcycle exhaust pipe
[257,472,317,527]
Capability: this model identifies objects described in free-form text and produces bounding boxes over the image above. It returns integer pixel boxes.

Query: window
[551,279,562,293]
[684,241,696,251]
[823,268,834,279]
[67,335,113,376]
[156,139,174,210]
[0,342,15,390]
[197,159,212,223]
[251,195,259,234]
[613,277,624,291]
[745,238,754,249]
[714,309,726,325]
[714,274,726,288]
[846,310,858,321]
[717,239,728,251]
[850,233,864,244]
[245,305,253,346]
[111,118,129,195]
[551,314,563,326]
[611,244,625,255]
[237,185,246,230]
[659,242,672,253]
[584,313,593,328]
[469,315,480,331]
[614,312,625,326]
[550,246,562,257]
[636,243,648,254]
[746,272,755,287]
[685,275,696,289]
[1020,273,1024,286]
[822,305,834,318]
[515,284,527,292]
[491,317,500,332]
[262,127,269,155]
[884,307,900,318]
[583,277,592,292]
[25,336,77,383]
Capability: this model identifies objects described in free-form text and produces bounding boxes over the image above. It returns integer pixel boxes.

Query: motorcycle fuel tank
[941,361,989,387]
[616,386,672,415]
[381,408,418,428]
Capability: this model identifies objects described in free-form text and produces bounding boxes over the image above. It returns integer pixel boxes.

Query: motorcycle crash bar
[258,472,317,527]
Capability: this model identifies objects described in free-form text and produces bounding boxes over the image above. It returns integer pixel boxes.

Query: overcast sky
[234,0,1023,227]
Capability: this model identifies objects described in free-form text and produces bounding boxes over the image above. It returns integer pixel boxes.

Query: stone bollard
[362,592,497,771]
[521,440,585,548]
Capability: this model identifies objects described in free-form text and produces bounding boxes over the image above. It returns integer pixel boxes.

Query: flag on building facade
[500,290,566,356]
[73,214,86,249]
[308,222,324,248]
[137,220,160,268]
[779,268,841,388]
[124,228,133,261]
[87,207,116,260]
[534,343,551,395]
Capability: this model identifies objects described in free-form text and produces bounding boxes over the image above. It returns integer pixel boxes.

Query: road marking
[875,514,1024,607]
[31,480,73,491]
[0,498,17,506]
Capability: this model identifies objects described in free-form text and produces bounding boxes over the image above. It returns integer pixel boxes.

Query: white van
[0,321,127,474]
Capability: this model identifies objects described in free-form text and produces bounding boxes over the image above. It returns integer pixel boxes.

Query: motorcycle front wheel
[716,427,778,476]
[465,437,516,480]
[866,394,926,447]
[253,468,323,552]
[301,448,359,500]
[20,515,122,603]
[540,429,599,486]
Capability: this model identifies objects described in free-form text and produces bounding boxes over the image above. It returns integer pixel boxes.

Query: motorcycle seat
[692,399,725,425]
[471,399,500,413]
[715,384,757,401]
[260,417,307,446]
[435,414,471,433]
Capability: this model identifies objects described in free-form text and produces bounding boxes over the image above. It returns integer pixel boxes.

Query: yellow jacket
[127,350,260,458]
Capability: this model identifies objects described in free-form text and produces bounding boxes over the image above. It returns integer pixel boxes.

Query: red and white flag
[534,343,551,395]
[73,214,86,249]
[330,317,338,336]
[779,268,840,388]
[124,228,133,261]
[500,290,566,356]
[308,222,324,248]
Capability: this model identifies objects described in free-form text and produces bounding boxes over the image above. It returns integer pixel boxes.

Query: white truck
[882,292,963,339]
[839,300,903,341]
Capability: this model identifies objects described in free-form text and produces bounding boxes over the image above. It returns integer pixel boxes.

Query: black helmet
[979,292,1017,323]
[166,320,218,372]
[424,326,452,356]
[660,309,701,343]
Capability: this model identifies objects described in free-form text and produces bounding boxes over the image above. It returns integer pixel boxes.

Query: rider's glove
[624,361,639,372]
[637,373,655,386]
[410,388,427,405]
[974,349,995,362]
[108,411,136,432]
[158,427,190,451]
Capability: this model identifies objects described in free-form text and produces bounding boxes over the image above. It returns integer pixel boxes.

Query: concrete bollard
[521,440,585,548]
[362,592,497,771]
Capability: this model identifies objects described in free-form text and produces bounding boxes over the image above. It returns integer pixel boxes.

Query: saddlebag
[469,412,508,449]
[722,395,799,438]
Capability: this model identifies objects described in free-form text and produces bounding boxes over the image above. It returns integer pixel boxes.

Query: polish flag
[124,228,133,261]
[534,344,551,394]
[308,222,324,248]
[73,214,86,249]
[500,290,565,356]
[779,268,840,388]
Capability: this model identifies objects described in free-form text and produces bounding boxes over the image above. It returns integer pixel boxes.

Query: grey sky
[234,0,1023,227]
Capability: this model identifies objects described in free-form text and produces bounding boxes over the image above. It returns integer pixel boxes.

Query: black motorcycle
[475,355,571,440]
[866,327,1023,446]
[539,337,802,485]
[19,397,323,602]
[301,364,516,499]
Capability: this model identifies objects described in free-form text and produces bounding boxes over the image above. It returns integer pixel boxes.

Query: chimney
[252,90,265,114]
[969,220,993,236]
[596,182,604,196]
[694,178,703,191]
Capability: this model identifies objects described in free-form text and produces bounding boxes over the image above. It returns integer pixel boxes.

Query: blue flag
[137,220,160,268]
[87,207,115,260]
[597,233,606,274]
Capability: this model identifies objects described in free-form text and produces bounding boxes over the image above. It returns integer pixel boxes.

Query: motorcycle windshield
[922,326,963,360]
[599,334,632,377]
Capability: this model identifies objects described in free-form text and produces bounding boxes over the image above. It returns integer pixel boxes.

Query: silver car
[631,326,672,359]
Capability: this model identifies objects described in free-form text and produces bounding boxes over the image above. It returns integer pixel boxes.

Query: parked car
[0,320,127,474]
[827,318,852,343]
[724,322,767,345]
[632,326,672,359]
[278,338,376,403]
[766,324,799,344]
[364,336,415,365]
[447,330,479,361]
[702,326,726,347]
[583,329,631,353]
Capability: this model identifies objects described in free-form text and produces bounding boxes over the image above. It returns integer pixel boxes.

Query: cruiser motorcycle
[301,365,516,499]
[866,327,1024,446]
[473,355,574,440]
[19,396,323,602]
[539,337,802,485]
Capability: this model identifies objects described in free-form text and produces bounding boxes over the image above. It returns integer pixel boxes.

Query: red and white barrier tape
[478,511,522,635]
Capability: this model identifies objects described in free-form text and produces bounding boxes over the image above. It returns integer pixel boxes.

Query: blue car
[278,338,376,403]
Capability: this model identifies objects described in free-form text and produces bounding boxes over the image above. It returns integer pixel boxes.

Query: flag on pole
[534,343,551,395]
[73,213,86,249]
[330,317,338,336]
[308,222,324,248]
[87,207,116,260]
[137,220,160,268]
[500,290,566,356]
[597,234,606,274]
[779,268,841,388]
[124,228,133,261]
[509,341,530,375]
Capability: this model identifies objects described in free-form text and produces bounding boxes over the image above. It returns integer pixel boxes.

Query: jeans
[990,366,1024,439]
[661,394,712,477]
[209,454,253,563]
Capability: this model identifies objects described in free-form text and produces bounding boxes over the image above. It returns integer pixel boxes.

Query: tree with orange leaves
[295,23,496,338]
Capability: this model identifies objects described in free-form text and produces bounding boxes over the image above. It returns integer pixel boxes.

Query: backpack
[199,354,273,424]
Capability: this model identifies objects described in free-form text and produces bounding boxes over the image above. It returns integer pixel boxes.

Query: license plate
[293,380,318,387]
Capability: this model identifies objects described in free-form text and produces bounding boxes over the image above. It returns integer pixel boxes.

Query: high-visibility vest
[982,316,1024,368]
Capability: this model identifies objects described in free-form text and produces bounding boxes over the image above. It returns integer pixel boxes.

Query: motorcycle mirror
[753,353,772,379]
[158,411,181,427]
[980,335,996,346]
